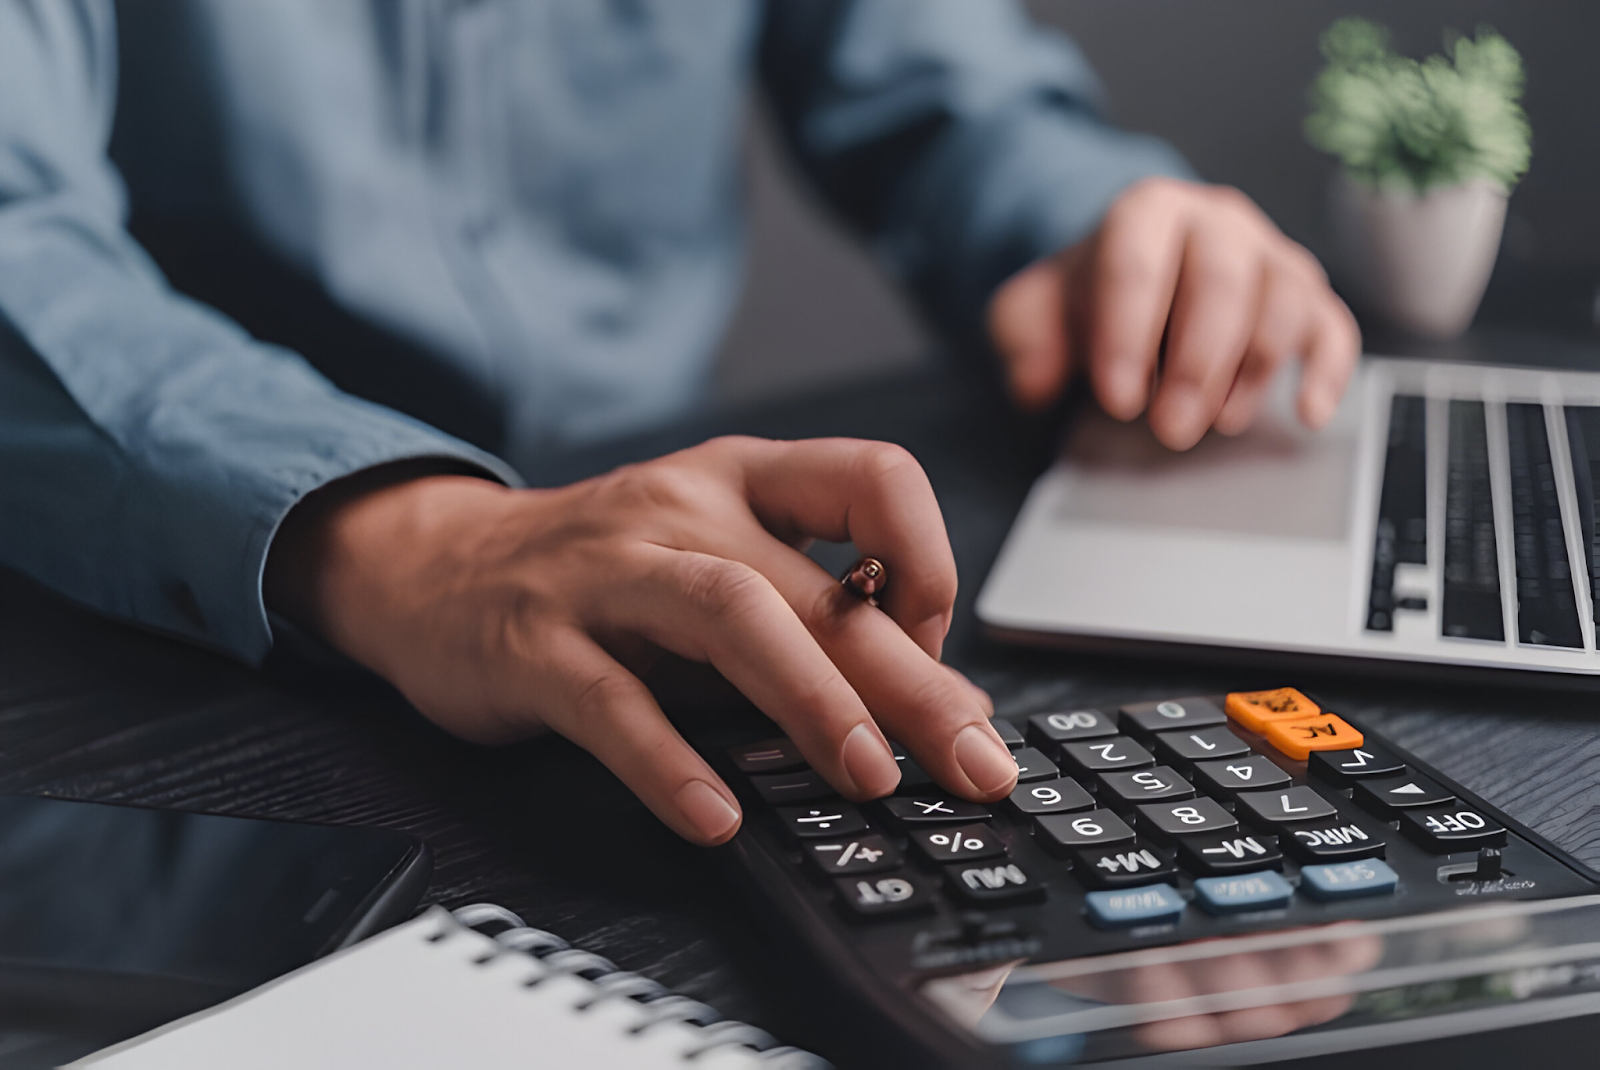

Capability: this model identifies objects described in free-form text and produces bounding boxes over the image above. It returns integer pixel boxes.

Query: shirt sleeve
[758,0,1197,340]
[0,1,520,665]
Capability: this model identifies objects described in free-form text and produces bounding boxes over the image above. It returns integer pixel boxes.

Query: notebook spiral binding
[449,904,832,1069]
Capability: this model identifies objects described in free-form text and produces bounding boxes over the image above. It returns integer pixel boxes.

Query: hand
[988,177,1360,450]
[264,437,1016,845]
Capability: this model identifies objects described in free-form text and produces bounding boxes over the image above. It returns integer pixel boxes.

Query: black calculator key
[1400,804,1508,852]
[750,768,835,804]
[835,872,932,918]
[1192,755,1290,797]
[1136,797,1237,841]
[1008,777,1094,816]
[909,823,1007,864]
[1154,726,1251,765]
[1028,710,1118,749]
[1071,842,1177,889]
[1176,831,1283,875]
[1096,765,1196,808]
[1011,746,1060,783]
[1281,816,1386,862]
[729,737,805,775]
[777,804,868,839]
[880,795,991,825]
[993,719,1026,749]
[888,744,934,793]
[1058,737,1155,776]
[1236,786,1338,827]
[944,860,1046,905]
[1307,744,1406,785]
[805,835,902,877]
[1352,772,1455,819]
[1035,808,1136,851]
[1119,696,1228,737]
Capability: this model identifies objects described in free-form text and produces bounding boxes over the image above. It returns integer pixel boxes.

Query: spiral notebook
[67,905,828,1070]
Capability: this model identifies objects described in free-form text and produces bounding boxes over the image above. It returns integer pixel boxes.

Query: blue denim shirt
[0,0,1188,664]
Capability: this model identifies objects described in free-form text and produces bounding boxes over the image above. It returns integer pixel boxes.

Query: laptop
[976,356,1600,678]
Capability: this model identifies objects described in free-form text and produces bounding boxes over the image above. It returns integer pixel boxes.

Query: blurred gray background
[713,0,1600,404]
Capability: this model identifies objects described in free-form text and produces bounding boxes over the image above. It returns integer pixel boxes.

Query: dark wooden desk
[5,366,1600,1068]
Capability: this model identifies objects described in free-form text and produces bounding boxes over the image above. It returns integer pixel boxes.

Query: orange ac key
[1224,688,1321,733]
[1263,715,1365,761]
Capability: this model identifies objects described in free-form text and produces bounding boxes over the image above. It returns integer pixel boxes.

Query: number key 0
[1008,776,1094,816]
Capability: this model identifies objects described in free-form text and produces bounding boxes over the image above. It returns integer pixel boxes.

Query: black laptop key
[1027,710,1118,749]
[1058,736,1155,776]
[1008,776,1095,816]
[1506,402,1584,648]
[1154,726,1252,765]
[992,719,1027,750]
[729,737,806,775]
[1135,797,1238,841]
[1282,817,1386,862]
[1307,744,1407,785]
[1353,773,1455,819]
[1192,755,1290,797]
[835,872,932,918]
[1010,746,1060,784]
[943,860,1046,905]
[1071,842,1178,889]
[1177,831,1284,875]
[1368,394,1428,631]
[1119,697,1228,737]
[1034,808,1136,851]
[1442,400,1506,641]
[881,795,991,825]
[1096,765,1196,809]
[751,768,835,804]
[1400,804,1508,852]
[1565,406,1600,625]
[909,823,1007,864]
[778,804,868,839]
[805,835,902,877]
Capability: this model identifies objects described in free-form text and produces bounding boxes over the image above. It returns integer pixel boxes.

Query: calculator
[703,689,1600,1068]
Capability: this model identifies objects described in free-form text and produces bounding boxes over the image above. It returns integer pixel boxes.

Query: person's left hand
[987,177,1361,450]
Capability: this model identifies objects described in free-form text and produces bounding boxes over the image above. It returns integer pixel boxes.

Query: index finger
[716,437,959,660]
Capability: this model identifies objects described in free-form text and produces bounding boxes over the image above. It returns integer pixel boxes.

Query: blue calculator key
[1084,883,1185,928]
[1299,858,1400,901]
[1193,870,1293,914]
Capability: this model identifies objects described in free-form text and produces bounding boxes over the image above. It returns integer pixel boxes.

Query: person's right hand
[263,436,1017,845]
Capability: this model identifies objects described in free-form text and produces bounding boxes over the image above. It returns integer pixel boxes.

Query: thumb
[987,255,1073,411]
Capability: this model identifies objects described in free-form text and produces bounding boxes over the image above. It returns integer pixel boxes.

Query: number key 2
[1058,737,1155,776]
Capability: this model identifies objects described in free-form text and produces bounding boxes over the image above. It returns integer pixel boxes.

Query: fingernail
[1160,393,1206,447]
[675,780,740,843]
[954,723,1018,796]
[842,722,901,798]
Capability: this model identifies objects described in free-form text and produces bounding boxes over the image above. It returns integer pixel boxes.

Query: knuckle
[853,440,921,486]
[571,670,638,730]
[679,556,769,620]
[599,461,708,515]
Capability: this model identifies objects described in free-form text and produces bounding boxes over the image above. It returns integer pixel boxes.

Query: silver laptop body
[976,357,1600,677]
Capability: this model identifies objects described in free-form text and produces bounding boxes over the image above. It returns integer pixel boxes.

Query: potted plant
[1306,19,1531,339]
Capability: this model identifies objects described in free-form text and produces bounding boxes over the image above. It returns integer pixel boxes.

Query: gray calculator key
[835,872,932,918]
[1027,710,1118,748]
[1035,808,1136,851]
[1135,796,1238,840]
[1119,696,1228,737]
[729,737,806,774]
[1010,746,1060,783]
[805,835,902,876]
[1008,777,1094,816]
[1071,842,1177,889]
[1352,773,1455,819]
[777,804,868,839]
[1192,755,1290,797]
[944,860,1046,905]
[888,743,934,794]
[1307,744,1406,784]
[1235,786,1339,827]
[1153,726,1251,765]
[751,768,836,804]
[1399,804,1507,852]
[1282,817,1386,862]
[993,720,1026,749]
[881,795,991,825]
[1058,737,1155,776]
[909,823,1007,864]
[1096,765,1196,808]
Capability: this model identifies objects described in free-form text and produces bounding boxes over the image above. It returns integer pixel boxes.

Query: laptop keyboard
[1369,393,1600,648]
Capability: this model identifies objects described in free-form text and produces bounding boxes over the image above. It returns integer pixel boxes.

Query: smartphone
[0,794,429,1054]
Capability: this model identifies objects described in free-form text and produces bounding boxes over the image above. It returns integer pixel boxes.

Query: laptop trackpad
[1054,378,1360,542]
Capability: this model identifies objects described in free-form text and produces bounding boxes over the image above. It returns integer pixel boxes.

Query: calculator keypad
[723,688,1576,939]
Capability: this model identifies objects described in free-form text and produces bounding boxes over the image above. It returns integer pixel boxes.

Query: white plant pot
[1331,174,1508,340]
